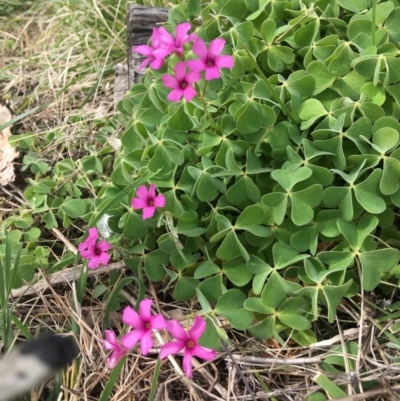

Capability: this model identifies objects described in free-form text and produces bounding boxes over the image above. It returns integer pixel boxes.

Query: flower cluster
[78,184,165,268]
[133,22,234,102]
[133,22,195,71]
[103,299,216,378]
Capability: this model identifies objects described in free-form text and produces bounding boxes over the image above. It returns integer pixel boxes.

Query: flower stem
[148,358,162,401]
[198,86,219,131]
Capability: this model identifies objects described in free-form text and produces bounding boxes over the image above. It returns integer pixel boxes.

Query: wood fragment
[229,354,321,366]
[126,4,168,86]
[114,5,168,106]
[113,63,129,105]
[10,262,125,298]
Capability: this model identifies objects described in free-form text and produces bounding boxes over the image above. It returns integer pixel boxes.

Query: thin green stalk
[77,264,89,304]
[371,0,377,46]
[198,92,219,131]
[253,371,278,401]
[10,312,33,340]
[99,357,126,401]
[240,42,298,123]
[148,358,162,401]
[0,234,22,350]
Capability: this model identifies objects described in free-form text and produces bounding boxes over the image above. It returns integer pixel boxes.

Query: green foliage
[8,0,400,347]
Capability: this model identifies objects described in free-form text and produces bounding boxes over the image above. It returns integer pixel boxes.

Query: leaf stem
[240,42,298,123]
[198,84,219,131]
[371,0,377,46]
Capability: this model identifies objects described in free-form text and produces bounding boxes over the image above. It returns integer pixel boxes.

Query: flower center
[144,322,151,330]
[206,60,214,67]
[148,200,155,206]
[95,246,102,255]
[186,340,195,349]
[180,81,188,89]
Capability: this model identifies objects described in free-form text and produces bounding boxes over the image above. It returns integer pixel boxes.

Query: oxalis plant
[6,0,400,379]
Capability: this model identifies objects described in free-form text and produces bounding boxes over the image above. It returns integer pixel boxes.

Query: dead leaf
[107,137,121,151]
[0,104,19,186]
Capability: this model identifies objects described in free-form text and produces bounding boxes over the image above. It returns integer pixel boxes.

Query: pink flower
[160,316,216,378]
[187,38,234,80]
[132,28,171,72]
[121,299,167,355]
[131,184,166,219]
[103,330,129,369]
[158,22,197,56]
[78,227,112,269]
[162,62,200,102]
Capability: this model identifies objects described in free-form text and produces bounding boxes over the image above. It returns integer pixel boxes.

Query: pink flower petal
[205,66,221,80]
[183,86,197,102]
[133,45,154,56]
[88,256,101,269]
[151,28,161,47]
[98,251,111,267]
[98,240,112,252]
[150,58,165,70]
[142,206,156,220]
[132,198,147,210]
[187,33,198,42]
[121,329,145,349]
[167,89,184,102]
[192,39,208,61]
[108,349,126,369]
[175,62,188,82]
[139,299,153,322]
[187,59,206,72]
[149,314,167,330]
[104,330,118,349]
[137,58,151,72]
[88,227,99,241]
[136,185,149,201]
[215,55,234,69]
[186,71,201,84]
[188,316,206,341]
[167,319,189,342]
[175,22,191,46]
[191,345,216,361]
[77,242,89,252]
[80,250,96,259]
[182,349,194,378]
[122,306,143,329]
[140,331,154,355]
[148,184,156,200]
[209,38,225,57]
[162,74,178,89]
[152,47,171,59]
[78,243,95,258]
[154,194,166,208]
[158,27,175,48]
[159,340,186,359]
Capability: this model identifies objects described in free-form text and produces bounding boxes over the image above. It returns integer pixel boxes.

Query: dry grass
[9,273,400,400]
[1,0,123,150]
[1,1,400,400]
